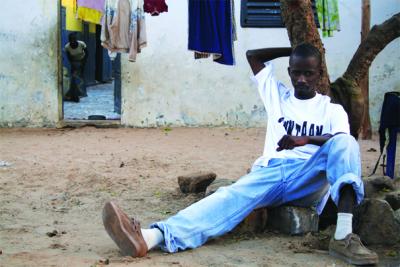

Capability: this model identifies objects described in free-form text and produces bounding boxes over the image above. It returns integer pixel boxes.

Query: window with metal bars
[240,0,320,28]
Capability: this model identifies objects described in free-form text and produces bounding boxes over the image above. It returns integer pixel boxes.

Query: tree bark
[280,0,400,137]
[360,0,372,139]
[280,0,330,94]
[332,12,400,137]
[343,13,400,86]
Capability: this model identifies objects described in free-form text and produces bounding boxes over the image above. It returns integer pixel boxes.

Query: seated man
[102,43,378,265]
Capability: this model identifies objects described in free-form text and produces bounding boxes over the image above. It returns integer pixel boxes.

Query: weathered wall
[0,0,59,127]
[122,0,400,129]
[325,0,400,129]
[121,0,288,127]
[0,1,398,128]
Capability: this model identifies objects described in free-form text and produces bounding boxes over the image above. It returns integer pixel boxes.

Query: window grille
[240,0,320,28]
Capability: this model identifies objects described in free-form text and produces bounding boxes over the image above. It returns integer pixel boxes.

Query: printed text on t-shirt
[278,117,323,136]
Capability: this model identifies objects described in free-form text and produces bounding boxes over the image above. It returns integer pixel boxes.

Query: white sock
[334,213,353,240]
[141,228,164,250]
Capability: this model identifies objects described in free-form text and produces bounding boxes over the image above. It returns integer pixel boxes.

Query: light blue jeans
[150,134,364,252]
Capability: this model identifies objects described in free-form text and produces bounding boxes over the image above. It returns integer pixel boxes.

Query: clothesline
[62,0,340,65]
[62,0,237,65]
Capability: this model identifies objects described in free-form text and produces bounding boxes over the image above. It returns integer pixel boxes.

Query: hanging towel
[76,0,105,24]
[188,0,236,66]
[101,0,147,62]
[77,0,105,12]
[317,0,340,37]
[144,0,168,16]
[77,6,103,24]
[62,0,76,8]
[64,0,83,32]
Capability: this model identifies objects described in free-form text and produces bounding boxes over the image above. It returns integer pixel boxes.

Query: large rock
[234,208,268,234]
[177,172,216,193]
[363,175,396,197]
[354,199,400,245]
[267,206,319,235]
[385,191,400,211]
[204,178,236,197]
[395,209,400,224]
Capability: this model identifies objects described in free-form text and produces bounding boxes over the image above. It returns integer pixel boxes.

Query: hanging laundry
[101,0,147,62]
[144,0,168,16]
[89,23,97,33]
[77,7,103,24]
[76,0,105,24]
[317,0,341,37]
[77,0,105,12]
[62,0,76,8]
[63,0,83,32]
[188,0,237,66]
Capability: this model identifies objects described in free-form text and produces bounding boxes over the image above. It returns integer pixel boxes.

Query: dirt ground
[0,127,399,267]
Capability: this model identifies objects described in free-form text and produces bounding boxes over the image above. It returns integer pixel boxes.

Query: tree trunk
[280,0,330,94]
[360,0,372,139]
[343,13,400,86]
[332,12,400,137]
[280,0,400,137]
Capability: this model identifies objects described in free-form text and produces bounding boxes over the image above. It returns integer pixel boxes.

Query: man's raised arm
[246,48,292,75]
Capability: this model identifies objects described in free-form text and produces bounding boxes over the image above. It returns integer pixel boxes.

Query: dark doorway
[60,4,122,121]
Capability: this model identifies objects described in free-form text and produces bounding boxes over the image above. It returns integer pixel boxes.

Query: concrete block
[267,206,319,235]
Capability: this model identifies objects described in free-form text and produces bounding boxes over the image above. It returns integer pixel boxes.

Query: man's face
[288,55,321,99]
[69,36,78,48]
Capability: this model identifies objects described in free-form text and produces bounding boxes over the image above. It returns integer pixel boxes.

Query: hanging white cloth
[101,0,147,62]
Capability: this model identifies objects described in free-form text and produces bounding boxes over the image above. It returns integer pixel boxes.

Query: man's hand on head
[276,135,309,151]
[246,48,292,75]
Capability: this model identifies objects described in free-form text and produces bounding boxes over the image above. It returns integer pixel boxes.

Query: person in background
[64,32,88,102]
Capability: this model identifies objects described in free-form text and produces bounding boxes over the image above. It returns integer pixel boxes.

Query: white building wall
[0,0,59,127]
[121,0,400,129]
[324,0,400,128]
[0,0,398,129]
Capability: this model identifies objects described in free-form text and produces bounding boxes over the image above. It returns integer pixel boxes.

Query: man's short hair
[290,43,322,67]
[68,32,78,40]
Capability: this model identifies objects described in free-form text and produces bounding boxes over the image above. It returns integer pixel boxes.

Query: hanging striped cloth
[317,0,341,37]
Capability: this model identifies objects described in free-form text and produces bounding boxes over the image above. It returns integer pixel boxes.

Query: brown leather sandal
[102,201,148,257]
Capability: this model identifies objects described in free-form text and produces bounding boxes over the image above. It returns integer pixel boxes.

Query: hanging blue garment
[188,0,236,66]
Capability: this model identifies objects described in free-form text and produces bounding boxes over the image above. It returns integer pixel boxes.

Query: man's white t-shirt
[64,41,87,61]
[252,62,350,167]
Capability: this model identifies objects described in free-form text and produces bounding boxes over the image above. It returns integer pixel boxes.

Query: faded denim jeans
[151,134,364,252]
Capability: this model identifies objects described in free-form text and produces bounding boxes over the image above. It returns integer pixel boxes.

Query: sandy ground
[0,127,399,267]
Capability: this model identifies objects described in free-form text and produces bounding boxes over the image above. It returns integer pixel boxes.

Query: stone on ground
[363,175,396,197]
[177,172,217,193]
[354,199,400,245]
[394,209,400,224]
[385,191,400,211]
[234,208,268,234]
